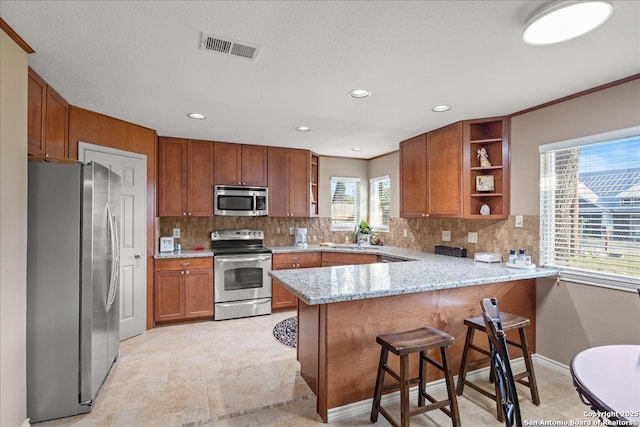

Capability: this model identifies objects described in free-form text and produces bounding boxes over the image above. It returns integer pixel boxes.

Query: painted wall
[0,28,29,427]
[511,79,640,364]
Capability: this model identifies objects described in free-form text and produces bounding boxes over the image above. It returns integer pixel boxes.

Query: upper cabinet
[463,117,510,219]
[28,68,69,158]
[268,147,316,217]
[214,142,268,186]
[400,117,509,219]
[400,122,463,218]
[158,137,213,217]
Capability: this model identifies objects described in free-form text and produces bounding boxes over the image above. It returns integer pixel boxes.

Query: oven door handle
[216,298,271,307]
[216,256,271,263]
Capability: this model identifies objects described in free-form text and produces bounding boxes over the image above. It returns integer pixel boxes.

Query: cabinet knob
[188,212,192,216]
[186,270,190,274]
[183,212,187,216]
[181,271,185,275]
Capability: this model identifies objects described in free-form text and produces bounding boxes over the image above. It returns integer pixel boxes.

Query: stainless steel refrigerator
[27,161,121,423]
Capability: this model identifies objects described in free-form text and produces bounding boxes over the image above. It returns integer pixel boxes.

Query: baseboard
[326,355,570,423]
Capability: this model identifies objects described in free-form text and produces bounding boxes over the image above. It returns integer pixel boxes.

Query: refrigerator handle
[106,202,119,312]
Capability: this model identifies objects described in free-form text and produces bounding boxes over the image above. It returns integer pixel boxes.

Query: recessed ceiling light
[296,126,311,132]
[187,113,206,120]
[348,89,371,99]
[432,105,451,112]
[523,0,613,46]
[352,148,363,152]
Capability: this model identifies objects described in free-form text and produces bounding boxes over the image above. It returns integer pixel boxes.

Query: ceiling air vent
[200,33,260,61]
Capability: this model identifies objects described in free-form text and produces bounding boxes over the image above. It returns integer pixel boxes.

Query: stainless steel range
[211,229,272,320]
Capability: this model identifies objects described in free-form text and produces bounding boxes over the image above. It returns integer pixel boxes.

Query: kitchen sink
[331,245,381,251]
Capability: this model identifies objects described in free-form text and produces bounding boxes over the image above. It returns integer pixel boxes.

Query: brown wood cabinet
[154,257,213,323]
[158,137,213,217]
[268,147,312,217]
[214,142,268,186]
[400,123,462,218]
[320,252,379,267]
[463,117,510,219]
[400,118,509,219]
[271,252,321,310]
[28,68,69,158]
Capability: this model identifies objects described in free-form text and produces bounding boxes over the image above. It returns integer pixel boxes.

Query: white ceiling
[2,1,639,159]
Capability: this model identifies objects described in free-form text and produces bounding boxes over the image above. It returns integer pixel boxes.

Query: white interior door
[79,142,147,341]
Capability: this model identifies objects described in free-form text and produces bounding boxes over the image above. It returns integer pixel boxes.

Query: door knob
[134,253,143,259]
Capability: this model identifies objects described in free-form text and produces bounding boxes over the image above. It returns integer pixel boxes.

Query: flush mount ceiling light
[348,89,371,99]
[352,147,363,152]
[432,105,451,112]
[296,126,311,132]
[523,0,613,45]
[187,113,206,120]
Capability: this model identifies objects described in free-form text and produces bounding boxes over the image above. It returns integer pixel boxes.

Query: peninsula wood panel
[298,279,536,421]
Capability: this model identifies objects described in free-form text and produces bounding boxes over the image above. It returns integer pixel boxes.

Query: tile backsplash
[159,215,540,264]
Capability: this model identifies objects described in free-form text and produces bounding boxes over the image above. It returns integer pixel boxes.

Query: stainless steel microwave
[214,185,268,216]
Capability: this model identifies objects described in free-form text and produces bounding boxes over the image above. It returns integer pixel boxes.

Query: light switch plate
[442,230,451,241]
[173,228,180,238]
[515,215,523,228]
[468,232,478,244]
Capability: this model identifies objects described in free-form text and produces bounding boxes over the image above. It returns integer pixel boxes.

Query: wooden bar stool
[370,326,461,427]
[455,311,540,421]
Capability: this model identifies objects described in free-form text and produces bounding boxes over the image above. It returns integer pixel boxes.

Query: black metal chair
[480,297,523,427]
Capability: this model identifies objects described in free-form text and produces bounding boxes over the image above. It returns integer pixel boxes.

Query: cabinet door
[272,279,297,310]
[427,122,462,218]
[185,269,213,318]
[158,137,187,216]
[288,149,311,217]
[214,142,241,185]
[154,270,185,321]
[187,140,214,216]
[241,145,268,186]
[268,147,289,217]
[400,134,428,217]
[28,69,46,156]
[44,86,69,158]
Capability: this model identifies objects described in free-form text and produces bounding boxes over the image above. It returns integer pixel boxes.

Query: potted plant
[357,219,371,245]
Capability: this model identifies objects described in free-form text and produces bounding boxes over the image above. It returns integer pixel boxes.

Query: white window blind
[331,176,360,230]
[540,131,640,286]
[369,175,390,231]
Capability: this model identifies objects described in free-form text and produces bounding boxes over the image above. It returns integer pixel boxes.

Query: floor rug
[273,316,297,348]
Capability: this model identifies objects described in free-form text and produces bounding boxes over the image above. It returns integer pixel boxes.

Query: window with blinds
[370,175,390,231]
[540,130,640,286]
[331,176,360,231]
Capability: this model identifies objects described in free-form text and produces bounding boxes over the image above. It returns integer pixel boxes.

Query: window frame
[330,176,361,232]
[369,175,391,232]
[539,125,640,293]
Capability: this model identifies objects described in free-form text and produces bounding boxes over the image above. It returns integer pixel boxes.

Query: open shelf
[464,117,509,219]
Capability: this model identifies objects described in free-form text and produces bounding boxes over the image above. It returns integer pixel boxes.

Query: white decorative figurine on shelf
[480,204,490,215]
[477,147,492,167]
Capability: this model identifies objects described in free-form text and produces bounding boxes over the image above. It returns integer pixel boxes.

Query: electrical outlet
[173,228,180,238]
[277,227,281,234]
[515,215,524,228]
[403,229,408,238]
[468,232,478,244]
[289,227,294,236]
[442,230,451,242]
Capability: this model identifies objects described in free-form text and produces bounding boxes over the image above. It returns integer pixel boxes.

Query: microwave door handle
[253,194,257,213]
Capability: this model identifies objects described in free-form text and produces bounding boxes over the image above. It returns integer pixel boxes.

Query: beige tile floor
[34,310,593,427]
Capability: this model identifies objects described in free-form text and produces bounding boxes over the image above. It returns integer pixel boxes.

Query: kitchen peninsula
[269,246,557,422]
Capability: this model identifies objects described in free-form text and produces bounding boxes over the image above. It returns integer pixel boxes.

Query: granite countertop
[154,249,214,259]
[269,248,558,305]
